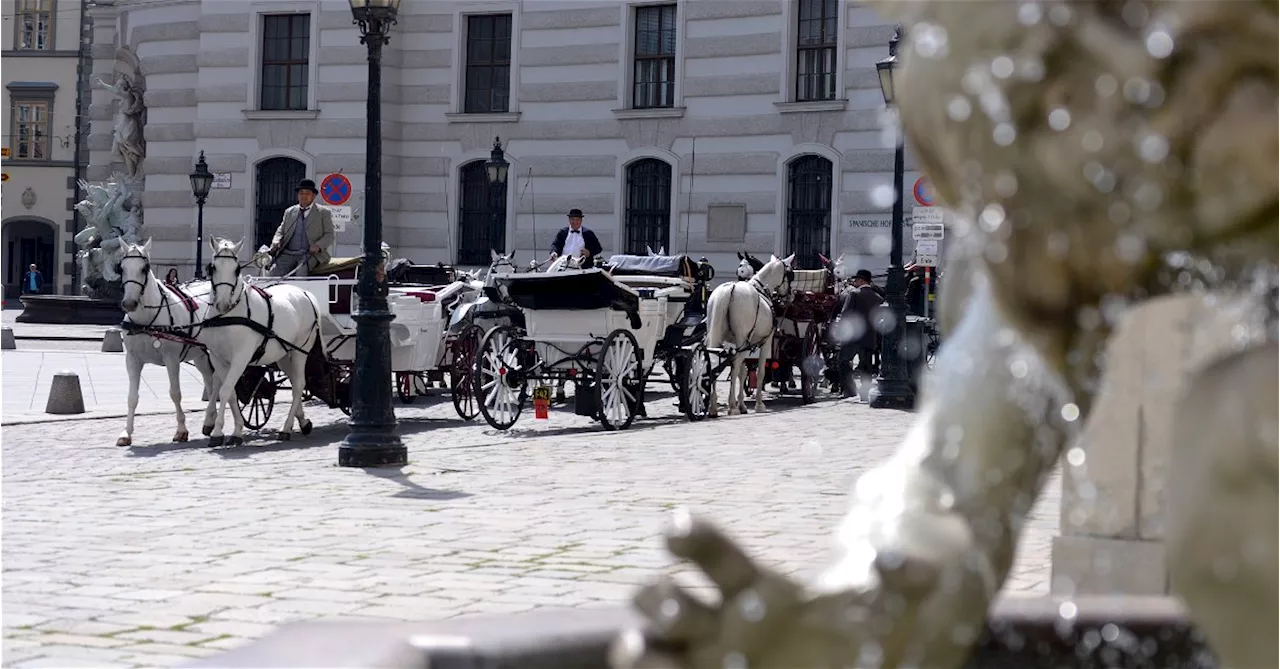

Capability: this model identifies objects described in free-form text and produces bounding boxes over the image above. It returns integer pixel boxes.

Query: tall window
[260,14,311,111]
[16,0,52,50]
[10,100,50,160]
[457,161,508,265]
[795,0,838,102]
[786,155,833,270]
[632,4,676,109]
[624,159,673,255]
[463,14,512,114]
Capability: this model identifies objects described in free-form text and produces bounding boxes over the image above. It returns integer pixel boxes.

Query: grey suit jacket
[271,204,335,268]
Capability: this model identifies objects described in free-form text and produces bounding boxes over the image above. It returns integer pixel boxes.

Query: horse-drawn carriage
[470,253,714,431]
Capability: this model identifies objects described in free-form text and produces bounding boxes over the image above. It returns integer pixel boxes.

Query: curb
[2,404,211,426]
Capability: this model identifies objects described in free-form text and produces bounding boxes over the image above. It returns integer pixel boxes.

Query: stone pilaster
[85,3,121,182]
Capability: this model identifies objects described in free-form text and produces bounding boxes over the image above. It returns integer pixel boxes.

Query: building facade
[2,0,89,299]
[87,0,926,276]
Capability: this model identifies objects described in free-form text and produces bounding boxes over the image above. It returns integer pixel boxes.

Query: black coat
[834,285,885,350]
[550,226,603,258]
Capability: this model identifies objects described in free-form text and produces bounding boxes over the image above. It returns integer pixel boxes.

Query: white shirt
[562,227,586,257]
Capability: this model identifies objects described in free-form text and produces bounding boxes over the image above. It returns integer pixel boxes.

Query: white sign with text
[329,206,352,232]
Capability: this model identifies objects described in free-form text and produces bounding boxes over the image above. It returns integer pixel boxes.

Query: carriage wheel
[596,329,643,431]
[450,324,484,420]
[236,366,278,430]
[800,322,824,405]
[333,365,353,416]
[681,344,712,422]
[396,372,417,404]
[475,325,527,430]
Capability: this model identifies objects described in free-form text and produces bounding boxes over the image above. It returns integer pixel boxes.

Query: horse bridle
[208,250,256,311]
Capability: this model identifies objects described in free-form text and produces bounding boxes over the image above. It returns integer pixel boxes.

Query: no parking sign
[320,173,352,206]
[913,176,937,207]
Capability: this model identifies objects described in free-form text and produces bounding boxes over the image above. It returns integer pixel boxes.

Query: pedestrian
[832,280,885,401]
[164,267,180,287]
[21,264,43,295]
[267,179,335,277]
[549,208,602,266]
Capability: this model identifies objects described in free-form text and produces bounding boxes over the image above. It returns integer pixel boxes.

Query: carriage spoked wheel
[680,344,713,422]
[396,372,418,404]
[595,329,644,431]
[800,321,824,405]
[333,365,353,416]
[475,325,527,430]
[450,324,484,421]
[235,366,278,431]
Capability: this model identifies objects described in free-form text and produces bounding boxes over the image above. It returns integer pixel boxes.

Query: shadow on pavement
[362,467,473,501]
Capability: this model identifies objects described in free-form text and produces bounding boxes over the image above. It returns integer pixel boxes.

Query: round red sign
[320,173,352,206]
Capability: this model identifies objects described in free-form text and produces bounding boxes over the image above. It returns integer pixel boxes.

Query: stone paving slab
[1,350,208,424]
[1,381,1059,668]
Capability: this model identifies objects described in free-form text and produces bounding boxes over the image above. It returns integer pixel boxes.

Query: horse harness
[727,268,794,351]
[116,256,206,359]
[201,259,318,364]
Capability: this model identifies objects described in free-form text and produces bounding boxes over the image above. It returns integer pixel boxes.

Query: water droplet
[1017,2,1043,25]
[1101,623,1121,642]
[874,309,898,334]
[939,490,956,509]
[1146,28,1174,59]
[1059,601,1079,620]
[1046,231,1070,258]
[1009,358,1029,378]
[979,203,1006,232]
[913,22,949,59]
[1132,182,1163,211]
[1083,162,1116,193]
[869,234,892,256]
[723,651,748,669]
[994,172,1018,197]
[985,241,1009,263]
[659,597,681,621]
[1108,202,1132,225]
[991,56,1015,79]
[1066,447,1086,467]
[1082,130,1104,152]
[1019,57,1046,82]
[870,183,897,209]
[1116,234,1146,263]
[1048,3,1072,25]
[1095,74,1119,98]
[947,95,972,121]
[737,588,767,622]
[667,507,693,537]
[1138,133,1169,163]
[1047,107,1071,131]
[993,123,1017,146]
[1060,403,1081,422]
[1121,0,1149,28]
[1123,77,1153,105]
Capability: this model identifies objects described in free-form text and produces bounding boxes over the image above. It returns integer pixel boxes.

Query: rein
[118,255,209,355]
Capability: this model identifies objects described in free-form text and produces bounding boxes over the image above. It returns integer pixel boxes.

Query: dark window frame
[631,4,677,109]
[457,160,509,265]
[794,0,839,102]
[462,13,513,114]
[623,158,673,255]
[785,154,833,270]
[259,13,312,112]
[254,156,308,249]
[14,0,53,51]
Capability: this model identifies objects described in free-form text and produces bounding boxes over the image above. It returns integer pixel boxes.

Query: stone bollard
[101,328,124,353]
[1,326,14,350]
[46,370,86,415]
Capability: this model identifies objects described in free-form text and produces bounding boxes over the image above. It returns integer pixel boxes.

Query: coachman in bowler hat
[268,179,336,277]
[549,208,603,265]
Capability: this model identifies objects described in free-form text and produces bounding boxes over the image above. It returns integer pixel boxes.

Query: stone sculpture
[97,46,146,180]
[613,2,1277,668]
[75,176,145,300]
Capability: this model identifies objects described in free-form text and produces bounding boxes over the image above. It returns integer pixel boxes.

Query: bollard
[1,326,14,350]
[46,370,86,415]
[101,328,124,353]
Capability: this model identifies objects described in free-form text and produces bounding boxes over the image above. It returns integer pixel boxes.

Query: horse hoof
[300,420,313,436]
[279,432,292,442]
[208,436,225,447]
[202,424,214,437]
[226,436,244,446]
[174,431,189,443]
[116,436,131,447]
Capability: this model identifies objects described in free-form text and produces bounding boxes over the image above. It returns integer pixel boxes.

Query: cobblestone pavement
[2,381,1060,668]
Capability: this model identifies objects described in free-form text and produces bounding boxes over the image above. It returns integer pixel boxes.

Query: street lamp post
[486,137,509,254]
[871,26,916,410]
[189,151,213,280]
[339,0,407,468]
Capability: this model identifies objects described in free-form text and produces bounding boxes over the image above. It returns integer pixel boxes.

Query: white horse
[818,252,849,285]
[116,240,221,446]
[546,253,588,273]
[704,254,794,416]
[200,237,322,445]
[646,245,666,256]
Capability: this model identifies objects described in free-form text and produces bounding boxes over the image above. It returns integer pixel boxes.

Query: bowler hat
[855,269,875,282]
[296,179,319,194]
[567,208,584,218]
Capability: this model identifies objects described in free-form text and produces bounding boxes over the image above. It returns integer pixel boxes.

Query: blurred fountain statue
[75,175,144,301]
[97,46,146,181]
[613,2,1276,669]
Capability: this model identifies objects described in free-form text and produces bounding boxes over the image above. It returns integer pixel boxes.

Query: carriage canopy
[604,254,697,281]
[490,268,641,314]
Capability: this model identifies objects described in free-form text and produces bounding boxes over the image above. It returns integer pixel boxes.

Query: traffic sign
[913,223,945,241]
[914,240,939,267]
[320,173,352,206]
[913,176,937,206]
[1,147,9,157]
[912,206,944,224]
[0,173,8,182]
[329,205,352,232]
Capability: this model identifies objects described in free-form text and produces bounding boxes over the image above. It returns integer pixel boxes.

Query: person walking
[21,264,43,295]
[268,179,335,277]
[832,281,885,401]
[548,209,603,266]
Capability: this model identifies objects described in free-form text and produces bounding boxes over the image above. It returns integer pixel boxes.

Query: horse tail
[704,284,733,349]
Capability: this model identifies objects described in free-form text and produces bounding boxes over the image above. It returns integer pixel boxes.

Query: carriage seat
[789,268,831,294]
[312,257,362,279]
[605,254,697,281]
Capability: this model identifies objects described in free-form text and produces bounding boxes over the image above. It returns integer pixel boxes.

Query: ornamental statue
[97,46,147,181]
[74,175,145,301]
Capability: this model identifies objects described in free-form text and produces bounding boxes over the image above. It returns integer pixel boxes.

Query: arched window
[623,158,672,255]
[255,157,307,249]
[457,160,507,265]
[785,154,832,270]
